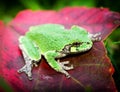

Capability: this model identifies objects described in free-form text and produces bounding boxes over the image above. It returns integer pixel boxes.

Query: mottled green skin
[19,24,93,76]
[20,24,92,58]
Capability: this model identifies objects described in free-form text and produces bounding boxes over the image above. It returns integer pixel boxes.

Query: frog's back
[26,24,90,53]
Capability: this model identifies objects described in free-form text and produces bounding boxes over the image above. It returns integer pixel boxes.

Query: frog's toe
[60,61,70,64]
[58,60,74,70]
[27,71,33,80]
[18,65,27,73]
[62,63,73,70]
[59,69,71,78]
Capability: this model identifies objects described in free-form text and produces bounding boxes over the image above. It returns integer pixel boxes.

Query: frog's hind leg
[45,51,73,78]
[18,50,34,80]
[18,36,41,80]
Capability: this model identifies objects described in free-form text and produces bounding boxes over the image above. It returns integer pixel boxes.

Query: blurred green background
[0,0,120,91]
[0,0,120,23]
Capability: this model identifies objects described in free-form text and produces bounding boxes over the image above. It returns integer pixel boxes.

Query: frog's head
[69,25,93,53]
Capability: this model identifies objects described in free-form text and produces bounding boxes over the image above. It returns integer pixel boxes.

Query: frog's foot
[57,60,73,78]
[58,60,74,70]
[18,61,33,80]
[89,32,101,42]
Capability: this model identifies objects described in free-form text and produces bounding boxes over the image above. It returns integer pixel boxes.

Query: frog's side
[18,24,101,80]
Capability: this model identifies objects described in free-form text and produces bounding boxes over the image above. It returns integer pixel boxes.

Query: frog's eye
[86,42,90,44]
[62,44,72,53]
[72,42,82,47]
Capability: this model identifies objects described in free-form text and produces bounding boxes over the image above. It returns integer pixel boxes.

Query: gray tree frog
[18,24,101,80]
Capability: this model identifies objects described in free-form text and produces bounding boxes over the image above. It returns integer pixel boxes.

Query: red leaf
[0,7,120,92]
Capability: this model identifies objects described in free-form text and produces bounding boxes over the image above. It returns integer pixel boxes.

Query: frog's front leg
[57,60,73,70]
[45,51,73,78]
[88,32,101,42]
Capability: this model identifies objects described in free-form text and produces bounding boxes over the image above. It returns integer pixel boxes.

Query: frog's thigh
[19,36,41,62]
[45,51,70,78]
